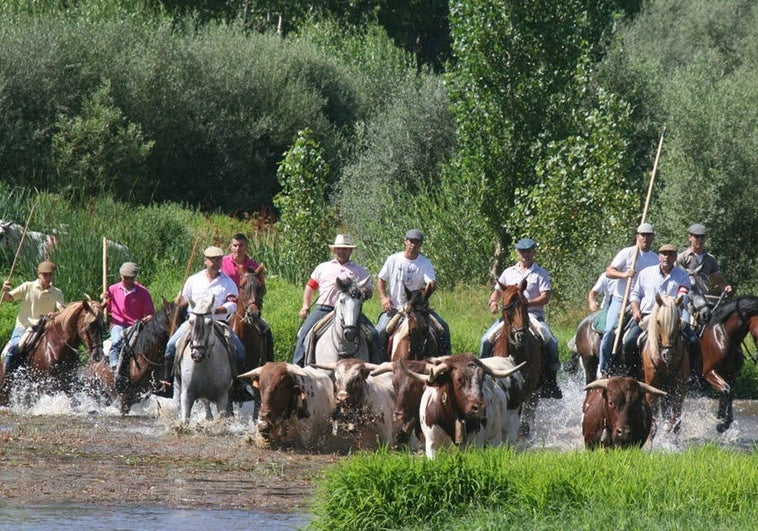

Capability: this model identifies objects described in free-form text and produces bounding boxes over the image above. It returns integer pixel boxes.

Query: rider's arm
[1,281,14,302]
[377,278,393,313]
[528,290,551,309]
[299,283,316,320]
[606,265,634,280]
[711,271,733,294]
[588,289,599,312]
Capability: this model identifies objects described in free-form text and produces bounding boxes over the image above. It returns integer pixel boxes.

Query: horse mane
[647,295,680,360]
[51,300,91,331]
[711,296,758,324]
[133,301,177,354]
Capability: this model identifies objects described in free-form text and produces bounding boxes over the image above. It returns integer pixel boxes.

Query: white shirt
[495,263,551,320]
[181,270,238,320]
[377,252,436,308]
[609,245,659,298]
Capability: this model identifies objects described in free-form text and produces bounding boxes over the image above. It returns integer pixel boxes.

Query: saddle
[18,316,49,355]
[174,321,236,374]
[591,308,609,334]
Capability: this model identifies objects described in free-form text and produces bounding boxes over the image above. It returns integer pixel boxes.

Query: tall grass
[310,445,758,530]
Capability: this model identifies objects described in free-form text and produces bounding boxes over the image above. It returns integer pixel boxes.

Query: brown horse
[0,299,105,405]
[387,284,440,361]
[642,294,688,435]
[568,310,602,385]
[700,295,758,433]
[230,266,273,377]
[491,280,541,438]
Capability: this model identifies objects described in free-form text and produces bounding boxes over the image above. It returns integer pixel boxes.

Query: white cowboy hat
[328,234,357,249]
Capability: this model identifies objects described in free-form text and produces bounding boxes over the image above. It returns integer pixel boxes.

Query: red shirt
[221,254,261,288]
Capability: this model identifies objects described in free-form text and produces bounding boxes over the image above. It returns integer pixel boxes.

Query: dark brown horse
[230,266,273,377]
[0,299,105,405]
[700,295,758,433]
[103,300,182,414]
[491,280,541,437]
[570,310,602,385]
[387,284,440,361]
[642,294,688,435]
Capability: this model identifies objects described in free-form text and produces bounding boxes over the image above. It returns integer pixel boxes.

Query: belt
[318,305,335,312]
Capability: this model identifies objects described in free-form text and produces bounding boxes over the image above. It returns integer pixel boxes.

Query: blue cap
[515,238,536,250]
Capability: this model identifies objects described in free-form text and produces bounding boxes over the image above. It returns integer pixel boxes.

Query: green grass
[309,445,758,530]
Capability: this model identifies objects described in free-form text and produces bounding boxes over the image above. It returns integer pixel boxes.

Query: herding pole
[1,205,37,305]
[102,237,109,321]
[610,126,667,358]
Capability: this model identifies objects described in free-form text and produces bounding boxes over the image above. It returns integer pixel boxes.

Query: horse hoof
[716,420,731,433]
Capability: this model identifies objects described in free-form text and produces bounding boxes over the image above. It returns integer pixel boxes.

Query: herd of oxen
[1,219,757,459]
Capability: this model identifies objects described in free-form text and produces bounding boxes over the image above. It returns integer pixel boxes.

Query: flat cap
[405,229,425,241]
[37,261,56,274]
[658,243,678,253]
[515,238,537,250]
[203,246,225,258]
[637,223,654,234]
[687,223,706,236]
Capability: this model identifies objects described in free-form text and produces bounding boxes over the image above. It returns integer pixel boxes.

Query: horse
[699,295,758,433]
[310,277,370,365]
[230,266,273,379]
[107,300,181,414]
[490,280,541,438]
[173,296,234,423]
[0,299,105,405]
[685,270,716,336]
[386,284,441,361]
[568,310,602,385]
[641,294,688,435]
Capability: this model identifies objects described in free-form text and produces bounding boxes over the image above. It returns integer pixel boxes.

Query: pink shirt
[107,282,155,327]
[309,259,373,306]
[221,254,261,288]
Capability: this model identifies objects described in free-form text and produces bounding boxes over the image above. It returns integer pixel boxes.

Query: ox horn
[638,382,667,396]
[238,366,264,380]
[482,360,526,379]
[310,362,336,372]
[399,360,433,384]
[584,378,610,391]
[369,361,394,377]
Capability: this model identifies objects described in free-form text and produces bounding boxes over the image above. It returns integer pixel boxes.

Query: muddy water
[0,374,756,528]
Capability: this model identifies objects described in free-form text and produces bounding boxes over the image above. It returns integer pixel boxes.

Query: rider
[1,261,66,378]
[293,234,379,366]
[623,243,696,363]
[162,246,245,387]
[376,229,451,359]
[598,223,660,377]
[676,223,733,298]
[589,272,616,312]
[101,262,154,371]
[479,238,563,399]
[221,233,273,357]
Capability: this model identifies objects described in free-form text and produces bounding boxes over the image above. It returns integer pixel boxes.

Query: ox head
[583,377,666,448]
[239,362,310,440]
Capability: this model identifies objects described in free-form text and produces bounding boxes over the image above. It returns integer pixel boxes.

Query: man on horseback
[1,261,65,378]
[676,223,732,298]
[623,244,695,367]
[293,234,379,366]
[598,223,660,378]
[480,238,563,399]
[221,233,273,357]
[162,246,245,387]
[101,262,154,371]
[376,229,451,359]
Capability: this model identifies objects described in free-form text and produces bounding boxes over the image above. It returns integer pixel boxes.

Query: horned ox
[313,359,397,450]
[238,362,336,450]
[401,353,525,459]
[582,377,666,449]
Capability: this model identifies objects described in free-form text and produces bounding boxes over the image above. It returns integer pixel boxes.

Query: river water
[1,373,756,529]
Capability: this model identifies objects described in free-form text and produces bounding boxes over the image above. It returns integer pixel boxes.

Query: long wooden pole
[102,237,109,321]
[2,205,37,303]
[611,126,667,357]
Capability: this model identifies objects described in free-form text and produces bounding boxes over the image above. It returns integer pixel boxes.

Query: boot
[163,354,174,385]
[540,369,563,399]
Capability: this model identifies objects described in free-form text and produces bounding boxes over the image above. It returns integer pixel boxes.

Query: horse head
[649,294,684,362]
[188,296,215,362]
[497,279,530,347]
[335,277,365,344]
[686,271,712,330]
[76,298,106,363]
[239,264,266,320]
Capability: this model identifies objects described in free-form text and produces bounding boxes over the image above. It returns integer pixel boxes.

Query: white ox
[313,359,397,450]
[401,353,525,459]
[238,362,336,450]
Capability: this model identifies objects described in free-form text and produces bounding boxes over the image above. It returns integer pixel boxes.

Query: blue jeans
[480,318,559,370]
[165,320,245,366]
[293,306,381,366]
[109,324,126,369]
[479,320,502,358]
[2,326,26,373]
[599,297,624,374]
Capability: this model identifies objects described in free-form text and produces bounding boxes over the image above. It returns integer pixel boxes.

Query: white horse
[311,277,371,365]
[174,296,234,423]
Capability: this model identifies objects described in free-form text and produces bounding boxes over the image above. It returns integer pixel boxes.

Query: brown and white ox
[370,359,434,450]
[238,362,336,450]
[312,359,397,450]
[401,353,525,459]
[582,377,666,449]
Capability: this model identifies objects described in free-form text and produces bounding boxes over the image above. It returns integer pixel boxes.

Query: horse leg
[704,369,734,432]
[203,399,213,421]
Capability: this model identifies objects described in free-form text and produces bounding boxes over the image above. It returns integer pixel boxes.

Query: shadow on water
[0,505,311,530]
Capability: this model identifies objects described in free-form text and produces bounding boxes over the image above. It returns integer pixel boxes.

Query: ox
[582,377,667,449]
[313,359,397,450]
[370,359,434,450]
[401,353,525,459]
[238,362,336,450]
[0,220,58,261]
